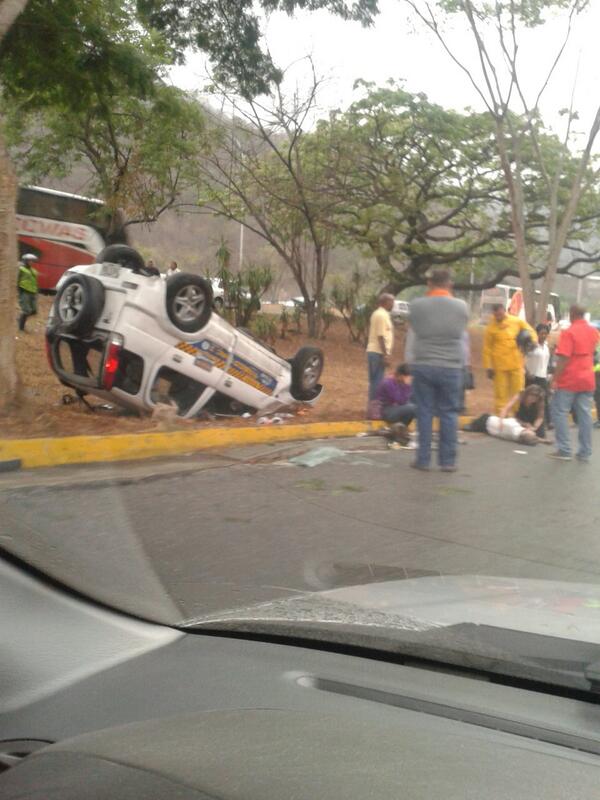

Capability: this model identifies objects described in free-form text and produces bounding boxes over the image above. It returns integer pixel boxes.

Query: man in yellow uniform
[483,303,536,413]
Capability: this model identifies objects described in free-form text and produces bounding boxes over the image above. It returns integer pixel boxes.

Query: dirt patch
[1,297,494,439]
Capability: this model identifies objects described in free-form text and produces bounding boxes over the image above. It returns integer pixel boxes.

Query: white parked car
[46,246,323,418]
[210,278,225,309]
[391,299,410,323]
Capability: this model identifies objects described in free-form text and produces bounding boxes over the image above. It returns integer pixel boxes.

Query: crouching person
[465,384,547,446]
[375,363,416,425]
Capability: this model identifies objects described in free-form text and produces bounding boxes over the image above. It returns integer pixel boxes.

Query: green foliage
[437,0,585,29]
[316,80,600,294]
[279,307,290,339]
[218,263,273,327]
[319,82,513,291]
[251,313,278,345]
[330,267,374,344]
[138,0,377,97]
[4,83,209,232]
[198,76,339,338]
[319,303,336,340]
[215,238,231,272]
[0,0,166,111]
[292,303,303,333]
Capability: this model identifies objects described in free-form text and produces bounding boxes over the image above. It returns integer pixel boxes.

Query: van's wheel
[97,244,147,273]
[291,346,324,400]
[166,273,213,333]
[53,274,105,336]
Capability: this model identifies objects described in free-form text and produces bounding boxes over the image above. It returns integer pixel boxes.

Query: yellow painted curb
[0,414,481,471]
[0,421,388,470]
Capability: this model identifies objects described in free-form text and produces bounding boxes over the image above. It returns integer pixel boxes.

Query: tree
[4,83,210,237]
[330,267,374,344]
[322,82,516,294]
[0,0,380,411]
[405,0,600,322]
[138,0,378,97]
[197,66,337,337]
[0,0,29,410]
[0,0,161,412]
[321,80,600,299]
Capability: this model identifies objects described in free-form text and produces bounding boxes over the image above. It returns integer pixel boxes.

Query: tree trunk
[305,299,320,339]
[0,0,29,413]
[495,123,536,323]
[537,105,600,322]
[0,130,19,412]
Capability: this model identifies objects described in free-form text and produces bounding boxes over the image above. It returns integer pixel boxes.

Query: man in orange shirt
[549,305,600,462]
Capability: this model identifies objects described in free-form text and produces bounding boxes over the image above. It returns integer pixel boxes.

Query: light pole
[239,222,244,269]
[230,99,245,271]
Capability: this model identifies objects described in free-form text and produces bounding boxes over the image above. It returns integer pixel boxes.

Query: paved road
[1,432,599,625]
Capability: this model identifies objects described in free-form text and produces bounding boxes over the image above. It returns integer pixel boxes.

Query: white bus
[479,284,560,326]
[16,185,128,292]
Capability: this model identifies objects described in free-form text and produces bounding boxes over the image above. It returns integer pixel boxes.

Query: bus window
[16,186,129,292]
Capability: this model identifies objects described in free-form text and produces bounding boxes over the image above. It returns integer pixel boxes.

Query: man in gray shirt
[407,269,469,472]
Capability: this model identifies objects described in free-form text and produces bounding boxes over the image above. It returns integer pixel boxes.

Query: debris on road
[289,446,346,467]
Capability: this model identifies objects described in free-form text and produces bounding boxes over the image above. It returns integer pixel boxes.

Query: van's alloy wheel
[300,354,322,391]
[291,346,324,400]
[166,274,213,333]
[173,285,207,323]
[58,284,85,322]
[53,274,105,336]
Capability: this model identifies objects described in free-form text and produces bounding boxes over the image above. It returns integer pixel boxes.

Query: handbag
[463,368,475,391]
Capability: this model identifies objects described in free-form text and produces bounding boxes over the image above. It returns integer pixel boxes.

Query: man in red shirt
[549,305,600,462]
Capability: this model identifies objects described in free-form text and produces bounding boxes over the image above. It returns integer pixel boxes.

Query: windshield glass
[2,0,600,698]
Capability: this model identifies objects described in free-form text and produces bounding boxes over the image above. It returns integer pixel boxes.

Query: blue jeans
[382,402,417,425]
[411,365,463,468]
[551,390,593,459]
[367,352,385,401]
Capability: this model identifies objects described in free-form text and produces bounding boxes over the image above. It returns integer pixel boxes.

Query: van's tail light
[102,335,123,390]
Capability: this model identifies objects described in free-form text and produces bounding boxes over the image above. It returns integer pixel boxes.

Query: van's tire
[53,274,105,336]
[291,346,324,400]
[97,244,146,273]
[166,273,213,333]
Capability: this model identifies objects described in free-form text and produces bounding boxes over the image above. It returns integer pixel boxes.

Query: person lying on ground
[368,363,416,425]
[464,384,548,445]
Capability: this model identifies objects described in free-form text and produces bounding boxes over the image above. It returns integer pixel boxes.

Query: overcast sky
[170,0,600,144]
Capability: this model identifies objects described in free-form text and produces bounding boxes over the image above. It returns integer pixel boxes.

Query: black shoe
[410,462,430,472]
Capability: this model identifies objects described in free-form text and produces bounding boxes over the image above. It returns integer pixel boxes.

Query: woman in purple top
[375,364,416,425]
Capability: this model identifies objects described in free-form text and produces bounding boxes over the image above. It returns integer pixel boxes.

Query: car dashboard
[1,556,600,799]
